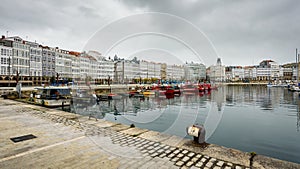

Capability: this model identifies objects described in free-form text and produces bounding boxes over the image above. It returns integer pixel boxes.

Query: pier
[0,98,299,169]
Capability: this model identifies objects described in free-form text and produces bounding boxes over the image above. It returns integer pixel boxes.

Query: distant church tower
[210,58,225,82]
[217,58,222,66]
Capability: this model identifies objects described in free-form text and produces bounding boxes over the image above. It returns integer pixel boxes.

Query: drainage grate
[10,134,37,143]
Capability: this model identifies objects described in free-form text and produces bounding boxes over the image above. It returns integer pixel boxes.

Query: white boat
[288,85,300,92]
[267,84,288,88]
[34,86,71,107]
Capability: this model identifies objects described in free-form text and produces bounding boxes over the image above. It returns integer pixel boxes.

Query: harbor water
[71,85,300,163]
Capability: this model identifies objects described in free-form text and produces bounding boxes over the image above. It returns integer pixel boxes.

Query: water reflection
[71,86,300,132]
[69,86,300,163]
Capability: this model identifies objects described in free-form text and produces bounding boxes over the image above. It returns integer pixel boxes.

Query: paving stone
[177,153,184,158]
[196,154,202,158]
[191,157,199,162]
[175,161,184,167]
[213,166,221,169]
[168,153,176,158]
[159,153,166,158]
[171,157,179,162]
[153,143,160,146]
[195,162,203,167]
[200,157,208,162]
[154,146,160,150]
[224,167,232,169]
[182,156,190,162]
[170,147,176,151]
[163,145,170,149]
[216,161,224,166]
[182,150,189,154]
[227,163,233,166]
[206,162,213,168]
[190,166,200,169]
[235,166,242,169]
[157,149,164,154]
[147,146,154,150]
[186,161,194,167]
[187,152,195,157]
[210,158,216,163]
[150,152,159,157]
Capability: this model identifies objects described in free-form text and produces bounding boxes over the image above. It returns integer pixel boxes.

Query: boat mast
[297,48,299,86]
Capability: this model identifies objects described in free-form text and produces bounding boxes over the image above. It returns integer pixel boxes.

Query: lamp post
[108,75,111,93]
[8,57,11,87]
[56,72,59,86]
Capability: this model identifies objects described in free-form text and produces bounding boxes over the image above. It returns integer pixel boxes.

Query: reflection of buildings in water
[297,100,300,132]
[211,86,226,111]
[297,106,300,131]
[225,86,288,110]
[72,103,105,119]
[261,88,273,110]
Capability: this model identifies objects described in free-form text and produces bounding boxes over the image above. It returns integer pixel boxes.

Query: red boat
[182,84,198,95]
[203,83,211,90]
[198,84,205,92]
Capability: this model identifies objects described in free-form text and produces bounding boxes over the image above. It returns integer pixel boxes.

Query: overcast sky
[1,0,299,66]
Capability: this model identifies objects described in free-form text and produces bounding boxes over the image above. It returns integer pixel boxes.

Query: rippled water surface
[71,86,300,163]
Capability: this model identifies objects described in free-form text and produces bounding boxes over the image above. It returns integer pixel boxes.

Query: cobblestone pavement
[0,99,250,169]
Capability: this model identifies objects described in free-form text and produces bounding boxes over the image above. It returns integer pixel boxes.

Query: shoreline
[0,99,299,168]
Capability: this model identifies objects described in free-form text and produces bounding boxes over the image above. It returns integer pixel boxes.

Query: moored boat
[34,86,71,107]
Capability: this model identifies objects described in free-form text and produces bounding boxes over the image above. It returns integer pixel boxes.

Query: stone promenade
[0,99,299,169]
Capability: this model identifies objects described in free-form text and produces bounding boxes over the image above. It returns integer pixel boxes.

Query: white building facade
[26,41,42,77]
[184,62,206,82]
[166,64,185,81]
[209,58,225,82]
[0,44,12,76]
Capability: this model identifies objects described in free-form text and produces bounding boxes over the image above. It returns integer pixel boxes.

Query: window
[1,66,6,75]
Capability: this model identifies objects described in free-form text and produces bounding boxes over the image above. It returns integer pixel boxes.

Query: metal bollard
[186,124,206,144]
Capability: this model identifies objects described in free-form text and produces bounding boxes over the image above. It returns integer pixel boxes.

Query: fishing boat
[142,90,155,96]
[182,84,198,94]
[34,86,71,107]
[288,85,300,92]
[173,86,181,96]
[108,93,122,100]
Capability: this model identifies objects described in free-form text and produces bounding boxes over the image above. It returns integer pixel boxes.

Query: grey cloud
[1,0,299,65]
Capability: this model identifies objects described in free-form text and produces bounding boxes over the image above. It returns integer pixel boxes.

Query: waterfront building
[69,51,80,80]
[281,63,294,81]
[25,41,42,77]
[79,52,93,81]
[41,46,56,77]
[244,66,257,81]
[97,59,114,84]
[209,58,225,82]
[116,60,140,83]
[160,63,167,80]
[0,36,30,76]
[0,43,12,76]
[184,62,206,82]
[139,60,151,80]
[139,60,162,80]
[225,66,244,82]
[256,60,279,81]
[54,48,72,79]
[166,64,185,81]
[87,51,114,83]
